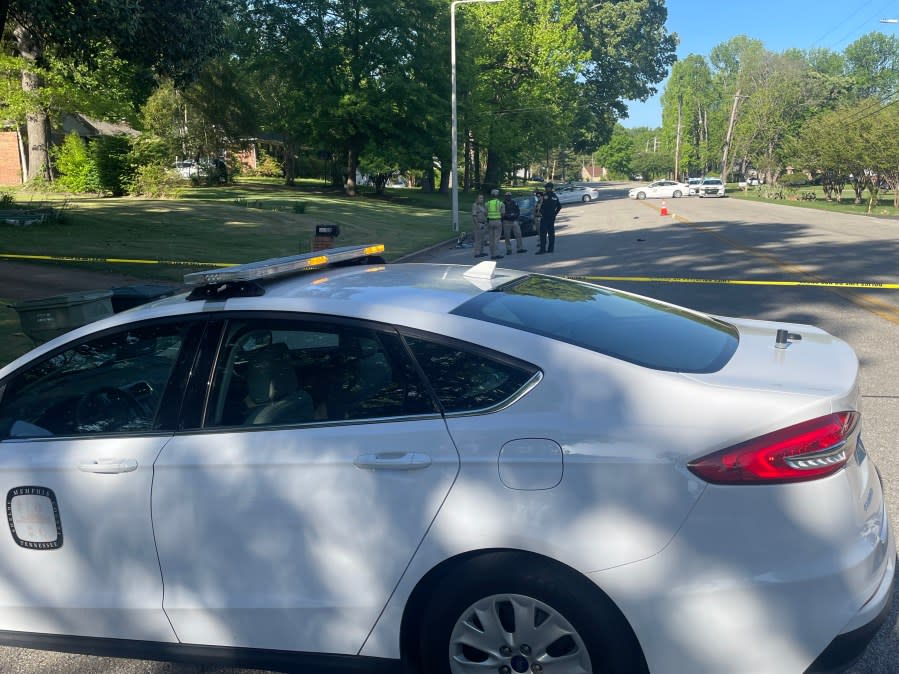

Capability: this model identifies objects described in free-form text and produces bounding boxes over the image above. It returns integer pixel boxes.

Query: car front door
[153,315,459,654]
[0,319,200,641]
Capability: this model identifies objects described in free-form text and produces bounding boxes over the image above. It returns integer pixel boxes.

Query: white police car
[0,245,892,674]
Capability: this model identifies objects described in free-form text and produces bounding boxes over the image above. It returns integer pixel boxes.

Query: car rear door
[153,315,459,654]
[0,319,201,642]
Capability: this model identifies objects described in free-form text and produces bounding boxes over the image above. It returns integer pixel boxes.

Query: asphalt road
[0,183,897,672]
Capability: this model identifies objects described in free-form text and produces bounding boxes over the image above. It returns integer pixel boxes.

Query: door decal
[6,486,64,550]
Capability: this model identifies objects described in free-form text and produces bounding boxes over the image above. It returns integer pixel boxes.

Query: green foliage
[128,135,172,169]
[595,125,635,177]
[630,150,673,181]
[53,133,101,194]
[128,164,182,198]
[778,173,808,187]
[245,151,283,178]
[0,193,15,209]
[91,135,134,196]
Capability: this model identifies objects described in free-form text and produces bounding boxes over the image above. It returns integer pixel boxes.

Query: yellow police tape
[0,252,234,268]
[568,275,899,290]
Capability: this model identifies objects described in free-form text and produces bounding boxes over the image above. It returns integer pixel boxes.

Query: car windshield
[703,179,722,185]
[452,275,738,373]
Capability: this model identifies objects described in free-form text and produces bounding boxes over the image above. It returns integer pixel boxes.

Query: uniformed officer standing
[471,194,488,258]
[485,189,504,259]
[501,192,526,254]
[536,182,562,254]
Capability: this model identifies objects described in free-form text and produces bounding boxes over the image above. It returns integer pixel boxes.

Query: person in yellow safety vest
[485,189,504,259]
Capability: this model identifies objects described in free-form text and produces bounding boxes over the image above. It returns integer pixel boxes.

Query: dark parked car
[513,196,538,236]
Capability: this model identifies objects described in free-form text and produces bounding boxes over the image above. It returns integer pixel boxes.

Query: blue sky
[623,0,899,128]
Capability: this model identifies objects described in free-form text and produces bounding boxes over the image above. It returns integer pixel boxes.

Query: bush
[127,134,172,170]
[53,132,101,194]
[779,173,809,187]
[244,150,282,178]
[128,163,182,198]
[91,135,133,196]
[0,192,14,208]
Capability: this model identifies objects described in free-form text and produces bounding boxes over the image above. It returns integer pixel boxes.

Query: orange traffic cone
[660,200,668,216]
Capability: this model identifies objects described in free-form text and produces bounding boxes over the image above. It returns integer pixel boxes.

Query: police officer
[485,189,504,259]
[471,194,488,258]
[536,182,562,254]
[501,192,526,254]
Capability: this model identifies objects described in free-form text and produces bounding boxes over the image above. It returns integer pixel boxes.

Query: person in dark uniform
[536,182,561,254]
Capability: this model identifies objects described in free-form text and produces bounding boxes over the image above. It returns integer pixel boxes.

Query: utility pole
[721,90,744,180]
[674,95,683,181]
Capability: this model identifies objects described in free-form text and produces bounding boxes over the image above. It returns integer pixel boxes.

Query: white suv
[699,177,726,197]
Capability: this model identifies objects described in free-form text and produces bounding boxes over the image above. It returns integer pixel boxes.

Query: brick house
[0,129,26,186]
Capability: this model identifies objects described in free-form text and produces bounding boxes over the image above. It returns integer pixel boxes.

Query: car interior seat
[243,342,314,425]
[328,335,392,419]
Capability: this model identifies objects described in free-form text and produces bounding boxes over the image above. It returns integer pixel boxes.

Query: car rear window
[452,276,738,373]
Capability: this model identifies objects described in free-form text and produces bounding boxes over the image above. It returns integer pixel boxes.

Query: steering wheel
[74,386,145,432]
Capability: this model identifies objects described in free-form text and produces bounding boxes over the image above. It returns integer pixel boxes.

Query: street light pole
[451,0,503,233]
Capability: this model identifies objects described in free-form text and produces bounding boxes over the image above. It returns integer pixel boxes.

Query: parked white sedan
[0,245,892,674]
[556,184,601,203]
[628,179,688,199]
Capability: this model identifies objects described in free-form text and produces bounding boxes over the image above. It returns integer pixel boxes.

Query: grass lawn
[727,184,899,218]
[1,178,474,283]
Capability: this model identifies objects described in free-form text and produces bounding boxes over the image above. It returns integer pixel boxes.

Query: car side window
[403,336,538,414]
[0,322,193,440]
[206,319,436,428]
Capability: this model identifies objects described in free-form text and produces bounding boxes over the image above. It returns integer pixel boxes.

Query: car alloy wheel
[581,195,591,202]
[673,190,682,198]
[637,192,646,200]
[416,553,647,674]
[448,593,591,673]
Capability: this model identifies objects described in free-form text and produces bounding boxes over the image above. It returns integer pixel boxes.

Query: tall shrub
[53,132,100,193]
[91,135,133,196]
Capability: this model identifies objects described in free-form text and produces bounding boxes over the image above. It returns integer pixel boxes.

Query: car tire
[582,195,591,202]
[636,192,646,200]
[417,552,647,674]
[673,190,682,198]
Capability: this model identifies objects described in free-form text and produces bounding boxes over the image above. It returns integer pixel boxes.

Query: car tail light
[688,412,859,485]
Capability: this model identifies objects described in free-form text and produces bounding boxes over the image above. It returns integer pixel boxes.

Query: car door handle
[77,458,139,474]
[354,452,432,471]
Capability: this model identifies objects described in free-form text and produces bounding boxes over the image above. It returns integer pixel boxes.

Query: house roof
[61,113,139,138]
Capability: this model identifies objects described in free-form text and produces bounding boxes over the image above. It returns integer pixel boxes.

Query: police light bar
[183,244,385,287]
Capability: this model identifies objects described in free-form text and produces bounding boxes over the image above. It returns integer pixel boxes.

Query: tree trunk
[421,161,434,193]
[473,139,481,190]
[483,146,502,192]
[283,141,296,186]
[438,152,450,194]
[721,89,742,179]
[16,23,51,182]
[345,146,358,196]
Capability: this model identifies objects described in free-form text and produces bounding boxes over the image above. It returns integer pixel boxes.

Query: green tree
[594,125,634,177]
[844,32,899,101]
[9,0,229,181]
[661,54,715,179]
